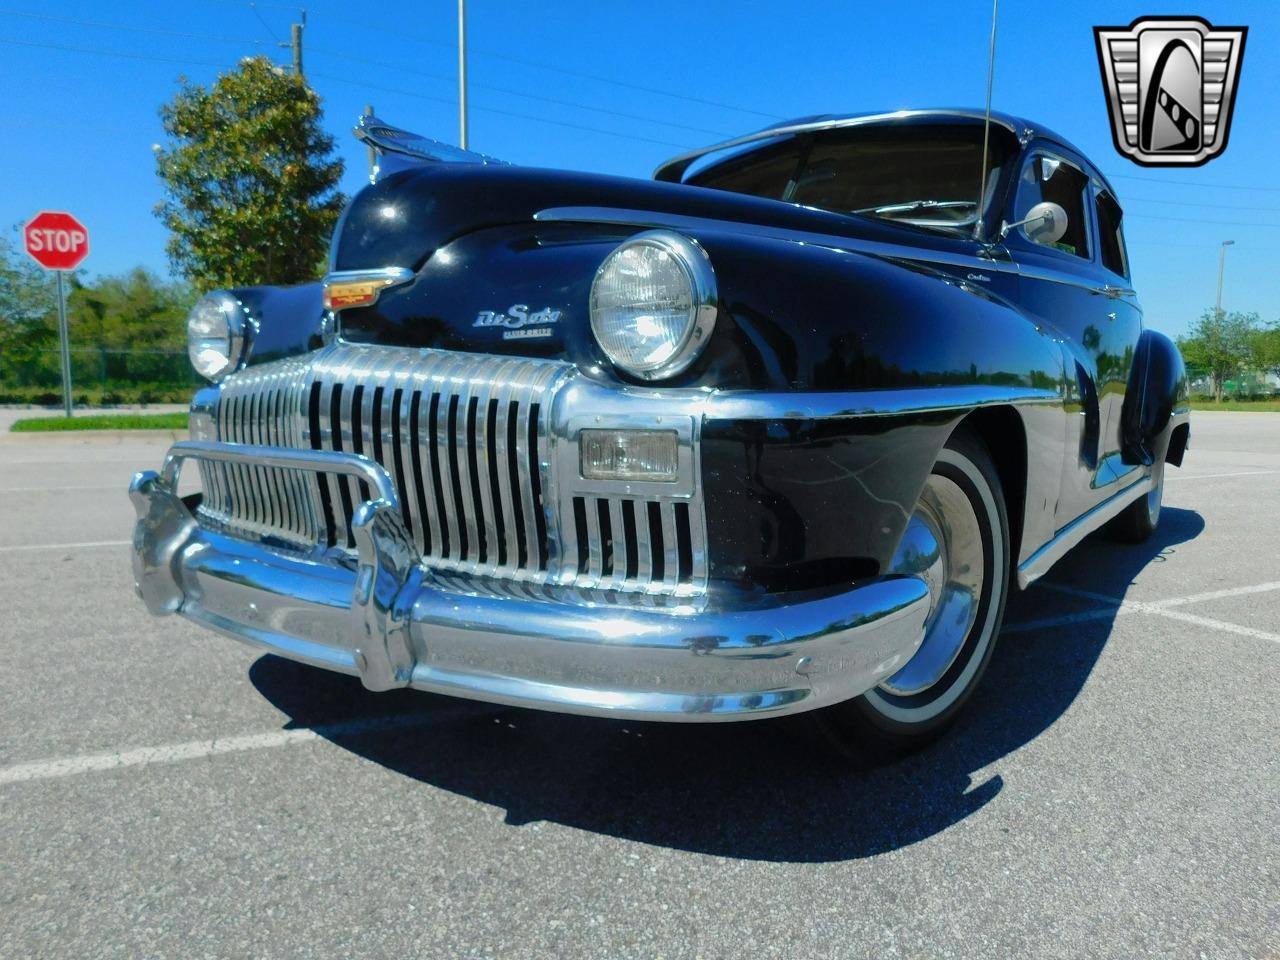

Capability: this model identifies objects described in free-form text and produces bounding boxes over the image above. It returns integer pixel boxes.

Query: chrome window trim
[653,109,1024,182]
[1011,149,1096,263]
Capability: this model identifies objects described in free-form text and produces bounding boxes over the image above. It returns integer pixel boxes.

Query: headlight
[589,230,717,380]
[187,291,252,382]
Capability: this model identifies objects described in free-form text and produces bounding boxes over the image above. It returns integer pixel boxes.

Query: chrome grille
[565,496,704,593]
[198,344,708,594]
[198,356,322,547]
[302,346,564,579]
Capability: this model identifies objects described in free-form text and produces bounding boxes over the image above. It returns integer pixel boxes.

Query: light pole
[457,0,468,149]
[1215,239,1235,318]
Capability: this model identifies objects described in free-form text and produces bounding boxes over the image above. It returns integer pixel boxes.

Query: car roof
[654,108,1114,196]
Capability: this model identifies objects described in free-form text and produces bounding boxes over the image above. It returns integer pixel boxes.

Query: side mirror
[999,201,1069,245]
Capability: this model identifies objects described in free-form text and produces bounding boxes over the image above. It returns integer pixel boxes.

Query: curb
[0,429,186,444]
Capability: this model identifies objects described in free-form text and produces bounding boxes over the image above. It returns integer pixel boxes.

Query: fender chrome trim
[705,385,1061,421]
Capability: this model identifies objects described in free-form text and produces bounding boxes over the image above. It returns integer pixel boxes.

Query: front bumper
[130,441,930,721]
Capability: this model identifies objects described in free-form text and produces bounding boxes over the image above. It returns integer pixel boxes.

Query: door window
[1095,190,1129,278]
[1014,154,1091,260]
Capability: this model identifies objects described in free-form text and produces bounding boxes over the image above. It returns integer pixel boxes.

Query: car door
[1089,182,1144,481]
[1001,144,1122,525]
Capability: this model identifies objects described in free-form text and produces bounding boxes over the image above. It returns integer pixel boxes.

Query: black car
[130,108,1189,758]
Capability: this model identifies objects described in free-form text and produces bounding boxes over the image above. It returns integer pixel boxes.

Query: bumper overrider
[130,437,931,721]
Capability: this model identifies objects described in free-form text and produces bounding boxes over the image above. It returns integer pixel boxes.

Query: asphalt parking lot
[1,412,1276,959]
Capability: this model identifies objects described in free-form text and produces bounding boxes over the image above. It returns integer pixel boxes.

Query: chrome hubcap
[880,474,985,697]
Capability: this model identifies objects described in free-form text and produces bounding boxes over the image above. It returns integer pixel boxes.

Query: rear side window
[1014,154,1091,260]
[1095,191,1129,277]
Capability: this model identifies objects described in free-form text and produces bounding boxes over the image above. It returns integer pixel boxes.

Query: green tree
[0,229,60,387]
[1252,322,1280,378]
[69,268,191,350]
[1178,310,1261,401]
[154,56,345,291]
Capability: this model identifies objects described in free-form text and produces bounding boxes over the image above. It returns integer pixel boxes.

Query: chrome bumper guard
[130,441,931,721]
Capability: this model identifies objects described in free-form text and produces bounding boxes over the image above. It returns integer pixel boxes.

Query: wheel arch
[956,405,1027,576]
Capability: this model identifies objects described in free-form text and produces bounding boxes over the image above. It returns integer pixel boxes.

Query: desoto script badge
[1094,16,1246,167]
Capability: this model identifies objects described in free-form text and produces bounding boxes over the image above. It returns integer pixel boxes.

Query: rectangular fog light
[580,429,679,482]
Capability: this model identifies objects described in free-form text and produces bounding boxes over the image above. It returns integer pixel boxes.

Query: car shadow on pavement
[250,506,1203,863]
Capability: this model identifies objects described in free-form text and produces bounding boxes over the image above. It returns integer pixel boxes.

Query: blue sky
[1,0,1275,338]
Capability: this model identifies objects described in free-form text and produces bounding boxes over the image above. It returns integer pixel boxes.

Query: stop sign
[24,211,90,270]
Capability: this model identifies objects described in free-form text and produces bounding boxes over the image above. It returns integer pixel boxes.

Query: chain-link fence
[0,348,200,404]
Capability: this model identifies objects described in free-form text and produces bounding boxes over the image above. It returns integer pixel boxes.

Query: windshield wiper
[853,199,976,216]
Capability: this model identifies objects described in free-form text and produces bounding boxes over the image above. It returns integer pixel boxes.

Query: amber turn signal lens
[323,279,391,310]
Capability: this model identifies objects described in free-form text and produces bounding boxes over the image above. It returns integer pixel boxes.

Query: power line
[308,45,735,139]
[246,1,282,43]
[1122,194,1280,213]
[0,32,693,151]
[0,7,738,140]
[0,35,226,68]
[311,72,695,150]
[0,8,268,47]
[317,11,783,122]
[1125,212,1274,228]
[1108,171,1280,193]
[195,0,301,11]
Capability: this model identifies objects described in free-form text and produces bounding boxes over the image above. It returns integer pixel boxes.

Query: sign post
[23,212,90,417]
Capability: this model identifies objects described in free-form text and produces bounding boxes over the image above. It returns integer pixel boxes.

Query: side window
[1014,154,1091,259]
[1095,190,1129,278]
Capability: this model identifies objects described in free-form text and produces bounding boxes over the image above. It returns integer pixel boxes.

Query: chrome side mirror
[999,201,1069,245]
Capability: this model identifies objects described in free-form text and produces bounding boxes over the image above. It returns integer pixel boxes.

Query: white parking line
[0,713,435,786]
[1167,470,1279,482]
[1145,607,1280,643]
[0,485,123,493]
[1006,581,1280,644]
[0,540,131,553]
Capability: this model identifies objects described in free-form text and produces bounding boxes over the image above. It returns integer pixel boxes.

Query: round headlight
[187,291,252,382]
[589,231,717,380]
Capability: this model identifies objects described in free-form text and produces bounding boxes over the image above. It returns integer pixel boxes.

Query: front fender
[228,282,327,368]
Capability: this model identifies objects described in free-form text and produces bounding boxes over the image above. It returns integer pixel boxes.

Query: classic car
[130,108,1190,758]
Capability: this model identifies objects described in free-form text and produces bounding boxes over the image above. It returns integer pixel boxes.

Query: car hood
[330,162,964,273]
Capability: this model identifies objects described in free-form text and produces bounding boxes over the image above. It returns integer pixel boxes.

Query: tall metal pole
[1215,239,1234,318]
[55,271,73,417]
[973,0,999,241]
[457,0,468,149]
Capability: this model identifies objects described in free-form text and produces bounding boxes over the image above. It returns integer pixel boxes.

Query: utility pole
[458,0,468,149]
[1216,239,1235,318]
[279,9,306,77]
[290,21,304,77]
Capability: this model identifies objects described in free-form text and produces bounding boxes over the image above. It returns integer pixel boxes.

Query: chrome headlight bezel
[588,230,718,381]
[186,291,254,382]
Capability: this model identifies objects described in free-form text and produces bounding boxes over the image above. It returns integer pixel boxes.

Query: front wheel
[815,427,1010,763]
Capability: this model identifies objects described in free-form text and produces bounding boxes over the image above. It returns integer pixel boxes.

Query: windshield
[686,123,1015,235]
